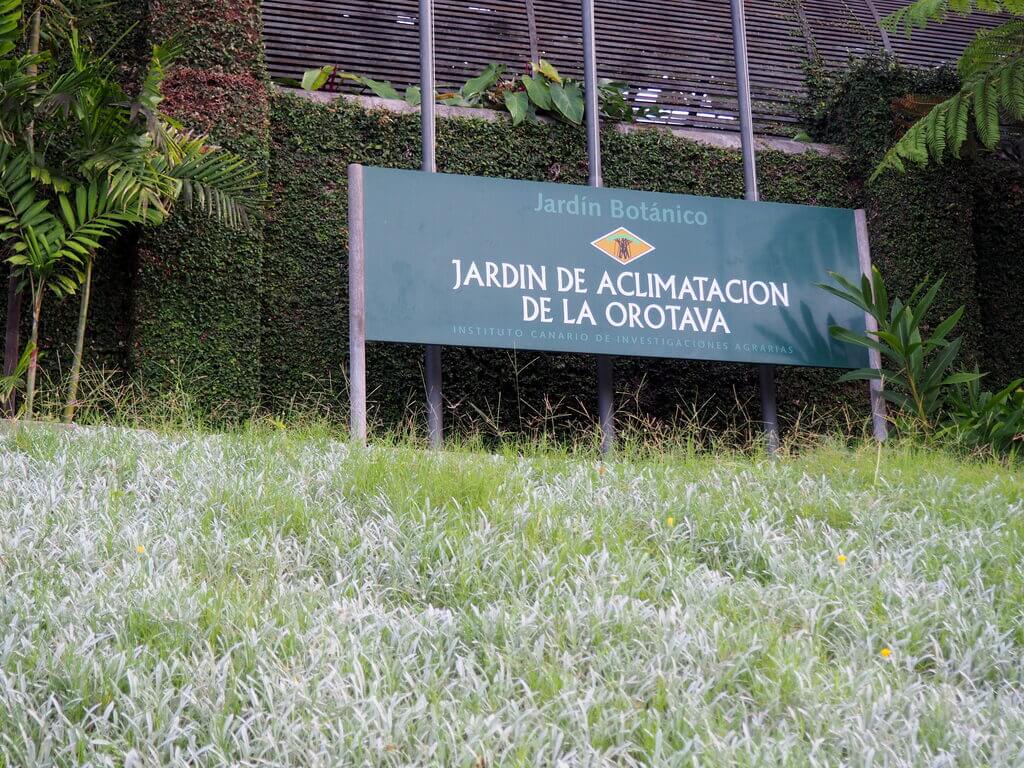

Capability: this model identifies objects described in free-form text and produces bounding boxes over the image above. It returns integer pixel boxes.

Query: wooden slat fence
[262,0,1005,132]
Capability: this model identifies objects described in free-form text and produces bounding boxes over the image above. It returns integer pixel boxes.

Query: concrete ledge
[280,87,843,158]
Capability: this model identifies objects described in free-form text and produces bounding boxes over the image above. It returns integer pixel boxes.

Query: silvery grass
[0,425,1022,767]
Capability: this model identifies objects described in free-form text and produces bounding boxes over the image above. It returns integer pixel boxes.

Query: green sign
[359,167,869,369]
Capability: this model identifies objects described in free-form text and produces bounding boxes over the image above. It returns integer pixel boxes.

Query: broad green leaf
[301,66,334,92]
[521,74,552,110]
[532,59,563,83]
[462,63,504,98]
[504,90,529,125]
[550,82,583,124]
[360,77,402,101]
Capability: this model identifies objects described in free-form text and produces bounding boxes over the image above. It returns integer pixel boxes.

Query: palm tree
[0,0,260,420]
[0,147,135,414]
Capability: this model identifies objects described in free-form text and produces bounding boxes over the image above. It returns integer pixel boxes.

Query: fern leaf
[950,90,972,158]
[1002,57,1024,119]
[925,100,947,160]
[974,77,1001,148]
[885,0,1024,36]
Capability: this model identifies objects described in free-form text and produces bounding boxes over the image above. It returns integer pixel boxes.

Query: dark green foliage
[943,375,1024,457]
[131,0,269,415]
[863,169,984,365]
[133,213,264,413]
[17,0,1023,435]
[803,57,986,366]
[34,232,136,375]
[148,0,266,78]
[972,158,1024,386]
[801,57,961,176]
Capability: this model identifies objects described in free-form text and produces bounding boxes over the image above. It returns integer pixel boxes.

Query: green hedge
[972,159,1024,386]
[264,94,872,431]
[803,58,985,364]
[130,0,270,414]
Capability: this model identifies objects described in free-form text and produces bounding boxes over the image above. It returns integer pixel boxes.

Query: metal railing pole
[730,0,780,454]
[421,0,444,448]
[583,0,615,455]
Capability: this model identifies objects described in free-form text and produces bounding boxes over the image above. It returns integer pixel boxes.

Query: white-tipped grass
[0,425,1022,766]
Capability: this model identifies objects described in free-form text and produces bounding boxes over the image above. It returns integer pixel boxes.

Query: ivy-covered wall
[972,158,1024,387]
[130,0,270,413]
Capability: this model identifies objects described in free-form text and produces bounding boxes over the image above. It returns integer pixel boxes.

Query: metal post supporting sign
[421,0,444,448]
[349,164,367,443]
[583,0,615,455]
[729,0,780,453]
[856,209,889,442]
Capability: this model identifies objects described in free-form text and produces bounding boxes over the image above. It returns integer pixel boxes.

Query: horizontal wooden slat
[262,0,1004,133]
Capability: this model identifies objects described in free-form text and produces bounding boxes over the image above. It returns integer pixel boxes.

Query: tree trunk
[64,258,93,423]
[24,284,43,418]
[3,275,22,416]
[4,8,42,417]
[525,0,539,63]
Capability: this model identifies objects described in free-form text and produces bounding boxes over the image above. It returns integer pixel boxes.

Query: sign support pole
[855,209,889,442]
[348,164,367,444]
[421,0,444,448]
[583,0,615,455]
[730,0,780,454]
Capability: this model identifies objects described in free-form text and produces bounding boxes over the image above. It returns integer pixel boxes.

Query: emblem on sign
[590,227,655,265]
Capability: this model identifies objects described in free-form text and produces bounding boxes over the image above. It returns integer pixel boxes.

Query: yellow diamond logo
[591,227,655,265]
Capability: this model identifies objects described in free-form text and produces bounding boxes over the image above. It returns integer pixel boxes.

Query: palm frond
[0,145,53,238]
[0,0,21,58]
[884,0,1024,36]
[959,19,1024,78]
[132,40,183,135]
[157,126,262,229]
[872,56,1024,179]
[0,53,45,142]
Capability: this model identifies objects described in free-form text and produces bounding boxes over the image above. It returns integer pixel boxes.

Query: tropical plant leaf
[837,368,884,383]
[462,63,504,98]
[359,76,402,101]
[824,269,972,429]
[549,82,583,124]
[532,59,562,84]
[0,0,22,58]
[504,90,528,126]
[302,65,334,92]
[883,0,1022,36]
[521,74,551,110]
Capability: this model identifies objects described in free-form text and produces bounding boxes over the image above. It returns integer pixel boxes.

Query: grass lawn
[1,425,1022,766]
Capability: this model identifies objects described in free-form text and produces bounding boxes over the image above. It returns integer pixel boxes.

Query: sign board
[357,166,869,369]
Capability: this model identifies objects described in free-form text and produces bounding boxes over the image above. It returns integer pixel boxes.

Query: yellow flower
[837,553,847,566]
[136,545,146,554]
[597,463,606,477]
[880,647,892,658]
[666,516,675,527]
